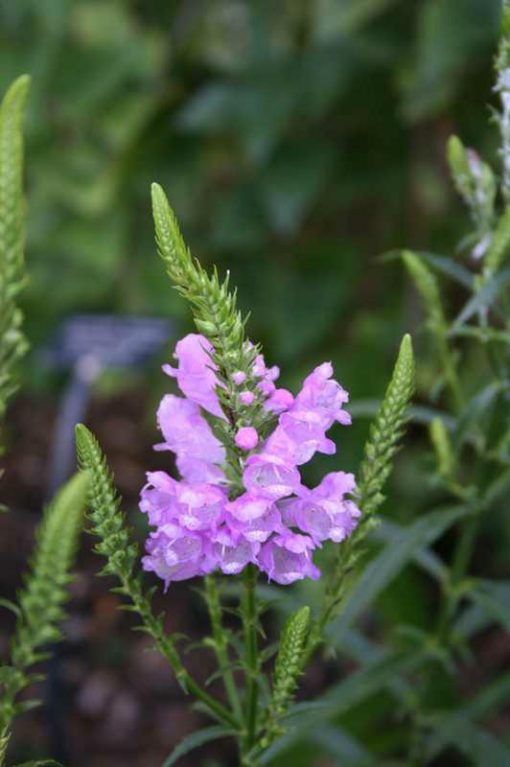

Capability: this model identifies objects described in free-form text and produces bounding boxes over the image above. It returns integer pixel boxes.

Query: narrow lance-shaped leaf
[258,650,422,764]
[326,504,470,647]
[151,183,247,364]
[162,726,235,767]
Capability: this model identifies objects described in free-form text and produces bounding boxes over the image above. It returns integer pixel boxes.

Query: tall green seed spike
[402,252,463,411]
[0,75,30,437]
[151,182,247,361]
[151,181,270,449]
[75,424,138,583]
[311,335,415,644]
[402,251,445,332]
[0,472,88,755]
[74,425,239,729]
[357,333,415,520]
[151,182,193,284]
[261,606,311,746]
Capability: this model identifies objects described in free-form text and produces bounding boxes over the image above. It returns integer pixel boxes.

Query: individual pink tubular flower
[294,362,351,428]
[140,471,178,526]
[175,455,225,485]
[258,532,320,585]
[143,526,205,586]
[174,483,226,531]
[243,454,301,500]
[265,411,336,465]
[163,334,224,418]
[235,426,259,451]
[281,472,360,544]
[208,528,259,575]
[155,394,225,484]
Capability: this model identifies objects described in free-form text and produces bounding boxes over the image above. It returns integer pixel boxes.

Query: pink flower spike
[235,426,259,451]
[239,390,256,406]
[232,371,247,385]
[258,534,320,585]
[142,527,205,585]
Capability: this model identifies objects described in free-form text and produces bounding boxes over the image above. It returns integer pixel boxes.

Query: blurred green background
[0,0,501,393]
[1,1,507,765]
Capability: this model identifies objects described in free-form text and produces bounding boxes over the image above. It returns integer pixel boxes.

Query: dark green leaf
[452,267,510,328]
[259,651,421,762]
[0,597,22,617]
[467,580,510,633]
[308,724,376,765]
[415,251,475,289]
[326,505,469,646]
[162,725,235,767]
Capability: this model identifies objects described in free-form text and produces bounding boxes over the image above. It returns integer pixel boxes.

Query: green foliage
[0,472,87,759]
[3,2,510,764]
[429,416,456,481]
[356,334,415,521]
[0,74,29,439]
[402,252,445,335]
[162,725,236,767]
[326,504,469,648]
[403,251,463,410]
[0,0,498,376]
[483,207,510,276]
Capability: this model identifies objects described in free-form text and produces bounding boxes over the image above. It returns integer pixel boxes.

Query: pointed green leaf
[162,725,235,767]
[326,505,470,645]
[452,267,510,328]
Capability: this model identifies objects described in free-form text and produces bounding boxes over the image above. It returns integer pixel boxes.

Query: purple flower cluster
[141,334,360,587]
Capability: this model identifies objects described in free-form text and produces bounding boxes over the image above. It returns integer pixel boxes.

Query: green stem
[437,332,464,414]
[204,575,242,721]
[129,578,239,730]
[436,513,479,644]
[241,564,259,755]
